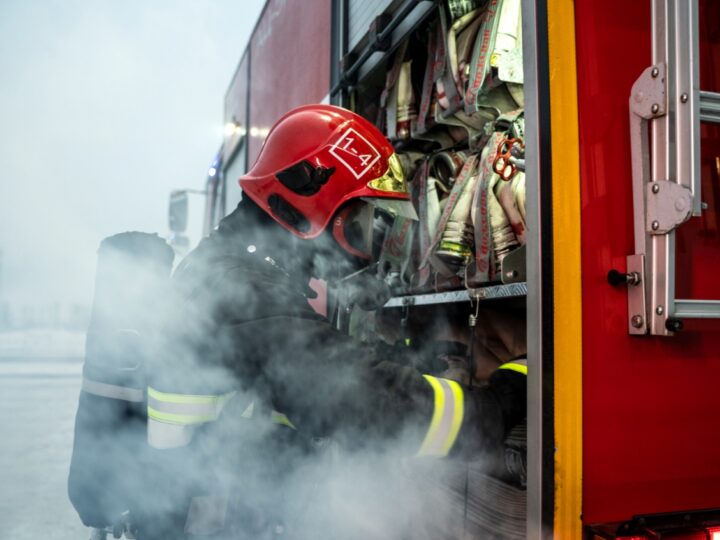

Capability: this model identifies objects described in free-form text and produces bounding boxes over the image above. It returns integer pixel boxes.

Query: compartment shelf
[383,282,528,308]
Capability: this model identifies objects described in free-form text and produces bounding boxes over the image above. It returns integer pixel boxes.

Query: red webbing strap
[416,20,439,134]
[456,14,484,97]
[464,0,503,114]
[411,160,432,287]
[436,7,463,114]
[422,154,480,277]
[447,9,482,100]
[378,40,409,137]
[493,109,527,246]
[472,132,505,282]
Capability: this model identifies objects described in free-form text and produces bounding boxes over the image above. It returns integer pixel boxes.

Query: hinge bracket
[645,180,693,234]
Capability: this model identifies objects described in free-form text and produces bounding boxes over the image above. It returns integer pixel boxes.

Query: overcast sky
[0,0,265,307]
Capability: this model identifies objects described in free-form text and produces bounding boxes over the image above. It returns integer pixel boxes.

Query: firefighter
[142,104,526,538]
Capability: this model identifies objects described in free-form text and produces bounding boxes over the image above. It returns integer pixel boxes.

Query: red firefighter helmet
[239,104,411,245]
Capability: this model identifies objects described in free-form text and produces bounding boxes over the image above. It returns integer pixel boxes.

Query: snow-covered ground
[0,330,85,359]
[0,331,89,539]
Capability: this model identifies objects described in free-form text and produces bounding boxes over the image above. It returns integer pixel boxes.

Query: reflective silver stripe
[240,401,255,418]
[147,417,196,449]
[82,377,144,402]
[417,375,465,458]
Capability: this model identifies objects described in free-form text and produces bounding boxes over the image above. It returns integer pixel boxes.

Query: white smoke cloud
[0,0,264,307]
[64,215,527,539]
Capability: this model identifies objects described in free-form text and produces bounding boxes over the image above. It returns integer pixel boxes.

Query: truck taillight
[615,531,720,540]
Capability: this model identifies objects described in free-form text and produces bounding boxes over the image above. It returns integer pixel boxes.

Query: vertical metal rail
[523,0,552,536]
[648,0,675,336]
[674,0,701,217]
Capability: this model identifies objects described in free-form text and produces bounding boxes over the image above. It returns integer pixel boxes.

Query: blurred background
[0,1,264,537]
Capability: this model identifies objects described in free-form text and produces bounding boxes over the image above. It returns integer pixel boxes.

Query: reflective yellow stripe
[498,362,528,376]
[147,387,235,426]
[271,411,296,430]
[446,379,464,454]
[417,375,464,458]
[420,375,445,454]
[147,386,223,405]
[147,406,216,425]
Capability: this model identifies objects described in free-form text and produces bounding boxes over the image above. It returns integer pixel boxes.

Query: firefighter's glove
[412,340,468,375]
[453,360,527,459]
[376,339,468,374]
[488,360,528,432]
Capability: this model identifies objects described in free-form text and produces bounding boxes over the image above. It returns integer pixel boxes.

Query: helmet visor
[333,199,414,261]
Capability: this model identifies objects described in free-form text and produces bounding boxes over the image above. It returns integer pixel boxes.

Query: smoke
[67,203,527,539]
[0,2,266,539]
[0,0,264,309]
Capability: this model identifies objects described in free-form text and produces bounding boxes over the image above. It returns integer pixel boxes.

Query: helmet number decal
[329,128,381,179]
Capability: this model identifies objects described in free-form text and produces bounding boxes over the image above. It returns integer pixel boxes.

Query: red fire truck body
[189,0,720,537]
[576,0,720,527]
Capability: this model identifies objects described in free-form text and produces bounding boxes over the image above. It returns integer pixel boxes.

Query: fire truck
[167,0,720,537]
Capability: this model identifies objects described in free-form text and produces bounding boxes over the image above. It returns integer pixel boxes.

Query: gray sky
[0,0,265,306]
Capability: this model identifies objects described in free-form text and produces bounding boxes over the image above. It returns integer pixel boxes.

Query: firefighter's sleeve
[380,359,527,459]
[253,317,527,459]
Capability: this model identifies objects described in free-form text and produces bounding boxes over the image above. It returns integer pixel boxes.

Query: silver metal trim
[627,254,648,335]
[649,0,675,336]
[471,282,528,299]
[674,299,720,319]
[522,0,545,536]
[700,91,720,123]
[629,63,666,256]
[383,290,469,307]
[382,282,527,308]
[645,180,692,235]
[673,0,701,215]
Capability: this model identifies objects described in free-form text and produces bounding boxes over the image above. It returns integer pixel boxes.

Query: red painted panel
[223,51,249,164]
[576,0,720,524]
[247,0,332,168]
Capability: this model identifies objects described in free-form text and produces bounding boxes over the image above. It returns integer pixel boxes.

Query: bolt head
[651,220,660,230]
[702,201,709,210]
[656,305,665,316]
[681,93,688,103]
[651,67,659,78]
[675,198,688,212]
[631,315,644,328]
[651,103,660,114]
[652,183,660,193]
